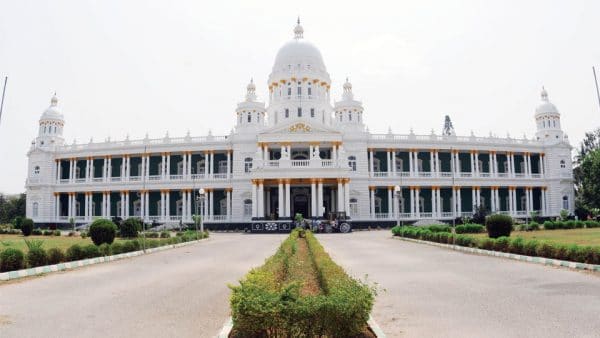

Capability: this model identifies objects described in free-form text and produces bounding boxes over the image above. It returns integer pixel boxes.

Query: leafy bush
[536,242,555,258]
[508,237,525,254]
[88,219,117,246]
[24,240,47,267]
[426,225,451,233]
[98,243,111,256]
[455,235,475,247]
[485,214,513,238]
[0,248,25,272]
[12,216,23,229]
[47,248,65,264]
[82,244,101,259]
[53,230,61,236]
[80,231,87,239]
[66,244,86,261]
[21,218,34,236]
[111,242,124,255]
[493,237,510,252]
[144,232,159,238]
[160,231,170,238]
[42,230,53,236]
[522,240,539,256]
[32,229,43,235]
[584,220,600,228]
[121,240,140,253]
[543,221,556,230]
[120,218,141,238]
[455,223,485,234]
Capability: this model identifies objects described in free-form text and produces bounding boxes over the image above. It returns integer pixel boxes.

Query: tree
[574,128,600,218]
[0,193,26,224]
[577,148,600,211]
[575,128,600,163]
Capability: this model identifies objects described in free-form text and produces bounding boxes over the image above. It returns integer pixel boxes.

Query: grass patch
[471,228,600,247]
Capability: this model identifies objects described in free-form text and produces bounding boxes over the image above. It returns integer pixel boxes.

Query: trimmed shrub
[47,248,65,264]
[426,225,451,233]
[485,214,513,238]
[493,237,510,252]
[32,229,43,235]
[455,223,485,234]
[0,248,25,272]
[144,232,159,238]
[42,230,53,236]
[574,221,585,229]
[111,242,124,255]
[21,218,34,236]
[564,220,576,229]
[53,230,61,236]
[543,221,556,230]
[553,244,570,261]
[122,240,140,253]
[66,244,86,261]
[160,231,170,238]
[98,243,111,256]
[522,240,539,256]
[566,245,586,263]
[582,246,600,264]
[82,244,101,258]
[535,242,555,258]
[119,218,141,238]
[478,238,495,250]
[508,237,525,254]
[88,219,117,246]
[12,216,23,229]
[455,235,475,247]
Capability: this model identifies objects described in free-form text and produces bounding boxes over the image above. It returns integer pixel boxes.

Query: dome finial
[51,92,58,106]
[294,17,304,39]
[541,86,549,101]
[246,77,257,101]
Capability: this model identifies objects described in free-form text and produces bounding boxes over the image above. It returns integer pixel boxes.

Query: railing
[441,212,454,218]
[420,212,433,218]
[460,212,472,218]
[148,216,161,221]
[169,216,182,221]
[369,133,539,145]
[111,177,122,182]
[75,178,85,183]
[516,210,527,216]
[60,179,69,184]
[170,175,183,180]
[515,173,526,178]
[191,174,206,180]
[57,134,230,152]
[531,173,542,179]
[374,213,390,219]
[265,160,279,168]
[460,173,472,178]
[93,177,103,182]
[479,173,491,178]
[497,173,508,178]
[418,172,432,178]
[213,173,228,179]
[212,215,228,221]
[440,172,453,177]
[129,176,141,182]
[395,171,410,177]
[148,175,161,181]
[373,172,388,178]
[291,160,310,167]
[399,213,411,219]
[321,160,334,168]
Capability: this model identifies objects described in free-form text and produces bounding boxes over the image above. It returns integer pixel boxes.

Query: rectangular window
[308,87,312,96]
[349,112,352,121]
[247,114,251,123]
[285,109,289,118]
[310,108,315,117]
[287,88,291,96]
[297,107,302,117]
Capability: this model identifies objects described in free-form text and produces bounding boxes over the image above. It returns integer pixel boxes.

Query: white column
[285,182,291,217]
[55,194,60,221]
[160,191,165,220]
[125,191,130,218]
[369,150,374,175]
[386,151,391,176]
[67,194,73,218]
[251,182,257,218]
[540,154,545,177]
[344,180,350,215]
[161,154,166,179]
[391,150,396,175]
[266,188,271,216]
[69,159,74,183]
[56,160,60,183]
[510,188,517,215]
[527,153,532,177]
[257,181,264,218]
[204,152,209,177]
[415,188,421,218]
[430,188,436,218]
[434,151,440,177]
[84,193,89,220]
[509,153,515,178]
[474,152,480,176]
[210,152,215,177]
[317,179,323,218]
[451,189,457,217]
[457,187,462,216]
[476,188,481,208]
[166,153,171,179]
[181,190,186,221]
[370,188,376,218]
[470,152,475,174]
[166,190,171,220]
[430,151,435,176]
[146,155,150,179]
[410,188,415,217]
[107,192,112,218]
[187,154,192,178]
[278,181,284,217]
[120,192,125,218]
[455,152,461,174]
[227,189,232,220]
[226,151,231,179]
[337,179,344,212]
[525,188,531,214]
[182,153,187,180]
[495,188,501,212]
[541,188,547,216]
[490,188,496,212]
[208,189,213,220]
[140,191,145,220]
[145,192,149,221]
[409,151,414,177]
[311,181,317,217]
[126,156,131,181]
[436,188,442,217]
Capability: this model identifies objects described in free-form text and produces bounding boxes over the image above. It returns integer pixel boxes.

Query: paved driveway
[317,230,600,338]
[0,233,285,338]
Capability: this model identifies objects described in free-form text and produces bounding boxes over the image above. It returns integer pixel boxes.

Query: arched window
[287,83,291,96]
[285,108,289,118]
[348,156,357,171]
[244,157,253,173]
[308,83,312,96]
[297,81,302,95]
[349,112,352,121]
[33,166,40,175]
[247,113,251,123]
[310,108,315,118]
[32,202,39,218]
[562,196,569,210]
[243,199,252,218]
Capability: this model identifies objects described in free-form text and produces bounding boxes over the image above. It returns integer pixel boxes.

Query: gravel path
[317,230,600,338]
[0,233,285,338]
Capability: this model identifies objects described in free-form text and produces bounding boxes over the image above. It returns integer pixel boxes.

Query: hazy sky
[1,0,599,194]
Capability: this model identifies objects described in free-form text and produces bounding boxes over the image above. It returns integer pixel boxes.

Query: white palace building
[26,21,574,230]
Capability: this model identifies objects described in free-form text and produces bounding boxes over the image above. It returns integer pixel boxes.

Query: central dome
[271,20,327,75]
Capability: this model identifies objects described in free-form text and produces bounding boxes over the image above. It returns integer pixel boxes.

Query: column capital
[224,187,233,192]
[343,178,350,184]
[368,186,377,191]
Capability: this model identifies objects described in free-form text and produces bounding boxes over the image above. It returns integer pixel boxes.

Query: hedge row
[230,229,374,337]
[455,223,485,234]
[392,226,600,265]
[543,220,600,230]
[0,230,208,273]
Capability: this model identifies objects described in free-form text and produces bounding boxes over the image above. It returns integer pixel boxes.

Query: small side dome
[535,87,559,115]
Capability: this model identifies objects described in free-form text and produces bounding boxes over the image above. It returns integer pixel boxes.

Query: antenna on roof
[0,76,7,126]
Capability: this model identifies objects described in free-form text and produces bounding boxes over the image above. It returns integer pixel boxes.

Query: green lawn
[472,228,600,247]
[0,234,150,253]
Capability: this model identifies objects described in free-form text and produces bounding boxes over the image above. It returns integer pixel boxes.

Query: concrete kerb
[0,237,210,282]
[217,315,386,338]
[393,236,600,273]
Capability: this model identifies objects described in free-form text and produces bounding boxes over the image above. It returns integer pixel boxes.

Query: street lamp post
[195,188,206,238]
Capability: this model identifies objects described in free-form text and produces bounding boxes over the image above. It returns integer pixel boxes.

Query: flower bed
[229,229,376,337]
[392,225,600,265]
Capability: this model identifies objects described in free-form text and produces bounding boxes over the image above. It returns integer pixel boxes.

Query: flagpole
[593,67,600,114]
[0,76,7,125]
